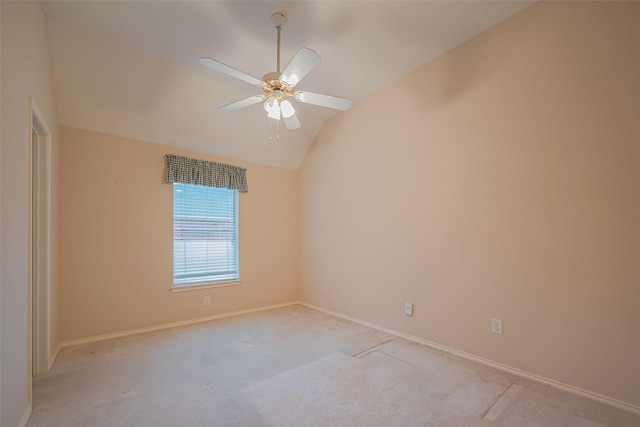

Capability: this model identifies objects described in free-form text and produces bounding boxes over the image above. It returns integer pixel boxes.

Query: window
[165,153,246,289]
[173,183,239,286]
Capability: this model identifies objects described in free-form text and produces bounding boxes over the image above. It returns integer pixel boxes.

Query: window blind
[173,183,239,285]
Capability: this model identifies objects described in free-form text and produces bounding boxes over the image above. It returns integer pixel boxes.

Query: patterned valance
[165,154,248,193]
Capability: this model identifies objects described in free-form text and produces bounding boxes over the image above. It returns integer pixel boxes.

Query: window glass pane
[173,183,239,285]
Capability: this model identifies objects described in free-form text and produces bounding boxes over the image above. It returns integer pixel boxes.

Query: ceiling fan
[199,12,352,130]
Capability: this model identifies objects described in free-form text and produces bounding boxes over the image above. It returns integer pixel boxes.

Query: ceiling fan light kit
[199,12,352,133]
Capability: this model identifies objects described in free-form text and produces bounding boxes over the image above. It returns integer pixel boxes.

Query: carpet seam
[481,383,513,420]
[352,339,395,359]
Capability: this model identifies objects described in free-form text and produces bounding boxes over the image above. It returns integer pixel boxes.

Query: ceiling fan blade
[283,113,301,130]
[199,57,263,86]
[295,91,352,111]
[218,95,265,112]
[281,48,320,86]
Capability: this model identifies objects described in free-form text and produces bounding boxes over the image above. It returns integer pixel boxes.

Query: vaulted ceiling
[43,1,533,169]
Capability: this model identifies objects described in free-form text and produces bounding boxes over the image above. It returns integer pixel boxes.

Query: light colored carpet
[28,305,639,427]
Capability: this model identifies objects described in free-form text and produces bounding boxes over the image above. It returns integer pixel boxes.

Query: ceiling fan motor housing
[262,72,294,101]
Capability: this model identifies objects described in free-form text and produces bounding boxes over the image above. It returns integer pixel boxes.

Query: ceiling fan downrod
[271,13,287,74]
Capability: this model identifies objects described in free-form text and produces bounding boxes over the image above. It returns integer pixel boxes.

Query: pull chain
[268,118,280,142]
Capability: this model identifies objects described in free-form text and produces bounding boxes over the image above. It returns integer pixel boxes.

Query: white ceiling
[43,1,534,170]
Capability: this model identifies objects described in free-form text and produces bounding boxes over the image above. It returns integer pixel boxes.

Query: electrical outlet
[491,319,503,335]
[322,284,328,294]
[405,302,413,316]
[204,296,211,306]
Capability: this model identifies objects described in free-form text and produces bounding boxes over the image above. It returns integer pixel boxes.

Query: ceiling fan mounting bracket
[271,13,287,28]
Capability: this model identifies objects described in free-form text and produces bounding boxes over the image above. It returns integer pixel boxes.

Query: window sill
[170,280,241,293]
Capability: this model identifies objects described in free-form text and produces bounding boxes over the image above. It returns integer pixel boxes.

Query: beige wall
[1,1,60,426]
[299,1,640,408]
[59,126,299,341]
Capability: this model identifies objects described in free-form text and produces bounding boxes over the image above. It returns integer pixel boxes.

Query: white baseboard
[299,302,640,416]
[18,405,32,427]
[59,301,300,348]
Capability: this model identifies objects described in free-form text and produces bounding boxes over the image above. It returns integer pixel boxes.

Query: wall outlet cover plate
[491,318,503,335]
[405,302,413,316]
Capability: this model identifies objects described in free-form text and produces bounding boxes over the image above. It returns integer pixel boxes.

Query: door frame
[29,98,52,383]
